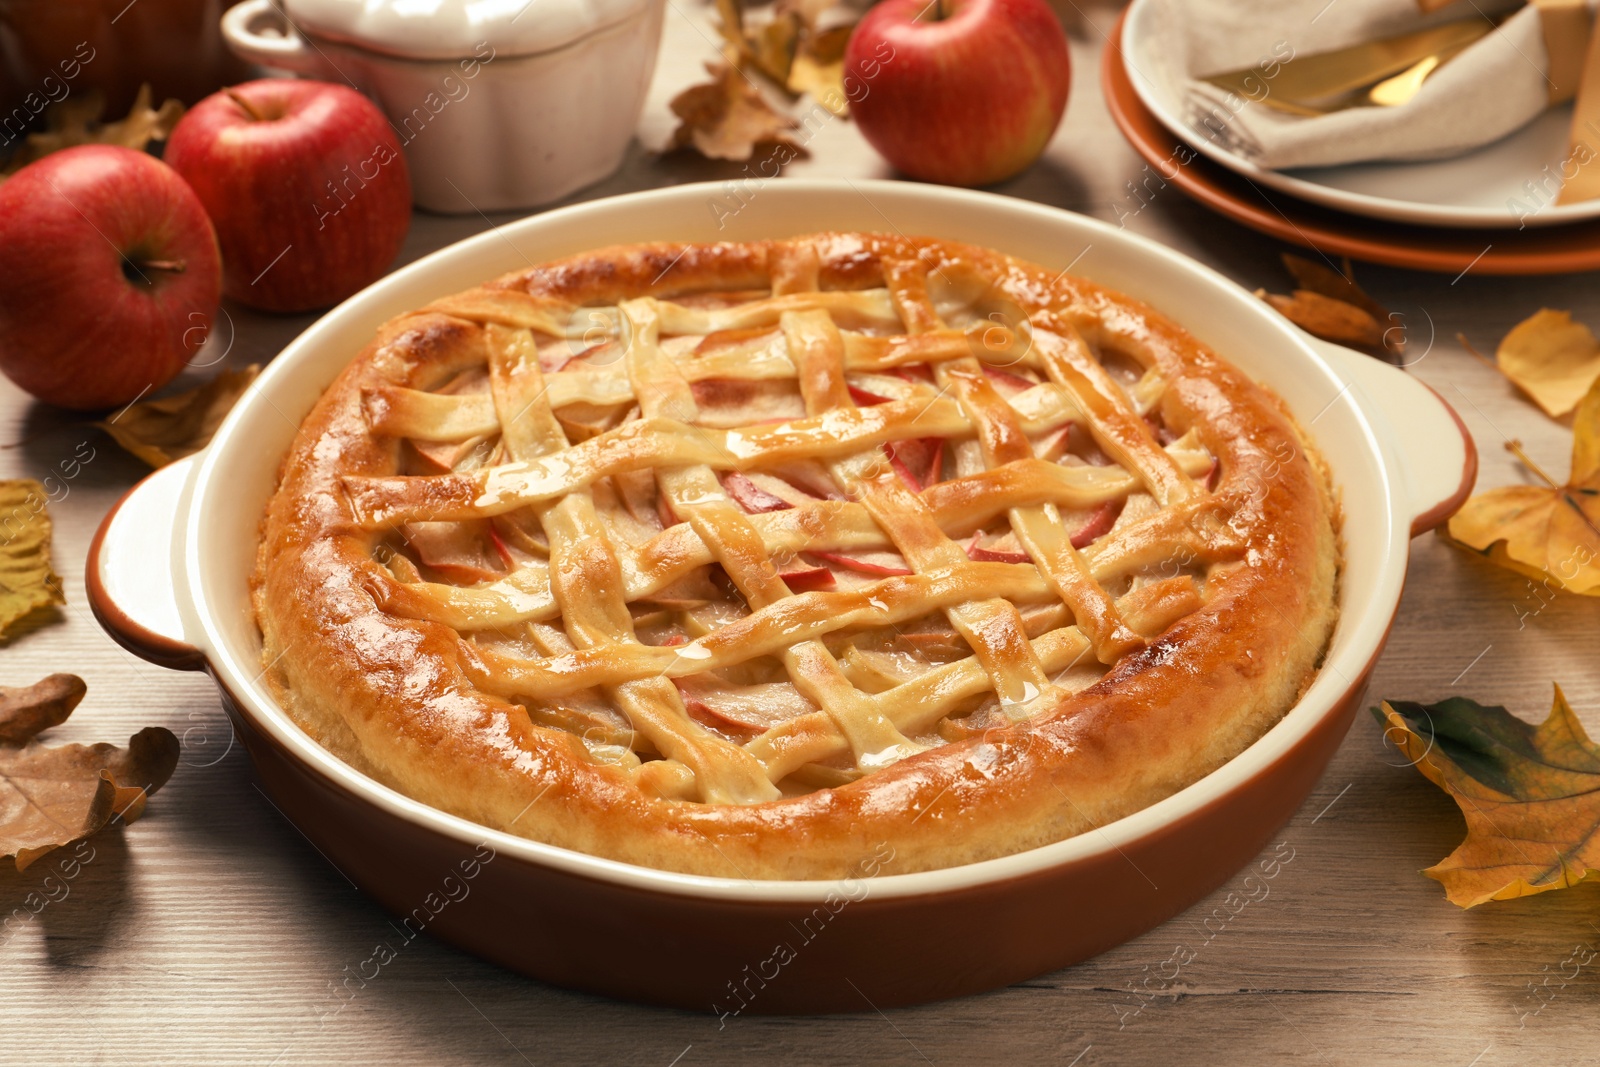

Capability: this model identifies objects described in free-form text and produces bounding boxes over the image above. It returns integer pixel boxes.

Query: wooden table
[6,4,1599,1063]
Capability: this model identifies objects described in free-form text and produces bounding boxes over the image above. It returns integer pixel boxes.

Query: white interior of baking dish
[180,181,1403,902]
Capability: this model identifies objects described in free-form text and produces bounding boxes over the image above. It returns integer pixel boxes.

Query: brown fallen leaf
[714,0,854,115]
[0,480,65,638]
[96,364,260,468]
[0,674,86,743]
[1258,254,1403,357]
[776,0,842,25]
[1444,374,1600,595]
[0,673,178,870]
[1281,253,1404,357]
[669,62,808,163]
[788,25,853,115]
[1492,309,1600,419]
[1376,687,1600,907]
[750,12,803,84]
[1,84,184,178]
[715,0,799,82]
[1258,289,1385,351]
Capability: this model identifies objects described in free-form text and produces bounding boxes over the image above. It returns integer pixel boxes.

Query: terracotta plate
[1102,14,1600,277]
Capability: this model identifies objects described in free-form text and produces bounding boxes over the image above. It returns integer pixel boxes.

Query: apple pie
[252,233,1339,879]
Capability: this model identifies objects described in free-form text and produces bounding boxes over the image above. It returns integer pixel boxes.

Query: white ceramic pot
[220,0,664,213]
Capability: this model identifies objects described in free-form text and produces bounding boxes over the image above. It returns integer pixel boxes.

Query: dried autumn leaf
[1,84,184,178]
[1445,375,1600,594]
[1258,289,1385,351]
[776,0,842,25]
[749,12,803,83]
[0,674,86,743]
[1493,309,1600,419]
[95,364,260,468]
[714,0,788,79]
[714,0,745,44]
[1375,686,1600,907]
[789,25,854,115]
[0,673,178,870]
[669,62,808,163]
[1281,253,1403,357]
[0,480,65,638]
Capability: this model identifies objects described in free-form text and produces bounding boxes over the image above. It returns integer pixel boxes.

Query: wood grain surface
[4,3,1599,1063]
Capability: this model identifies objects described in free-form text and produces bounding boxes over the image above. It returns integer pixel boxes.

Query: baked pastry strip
[371,463,1222,639]
[371,305,1244,713]
[352,305,1246,728]
[479,322,778,803]
[358,340,1162,442]
[779,303,1053,715]
[419,266,1224,789]
[883,258,1144,669]
[618,296,921,772]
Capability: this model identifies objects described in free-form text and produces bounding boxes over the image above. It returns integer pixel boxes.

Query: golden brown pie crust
[252,233,1339,880]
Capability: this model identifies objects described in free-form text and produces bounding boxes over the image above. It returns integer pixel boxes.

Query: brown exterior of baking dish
[86,469,1426,1011]
[81,180,1478,1012]
[216,645,1371,1012]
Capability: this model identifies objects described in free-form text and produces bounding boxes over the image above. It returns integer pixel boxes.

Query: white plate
[1121,0,1599,230]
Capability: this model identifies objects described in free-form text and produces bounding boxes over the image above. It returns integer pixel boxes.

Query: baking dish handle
[86,456,206,671]
[1308,338,1478,537]
[221,0,328,76]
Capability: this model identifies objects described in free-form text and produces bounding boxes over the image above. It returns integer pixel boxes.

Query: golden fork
[1201,16,1495,116]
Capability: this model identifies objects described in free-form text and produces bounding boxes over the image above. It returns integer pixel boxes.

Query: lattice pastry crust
[252,233,1339,879]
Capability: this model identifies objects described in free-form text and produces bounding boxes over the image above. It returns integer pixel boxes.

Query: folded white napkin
[1144,0,1561,170]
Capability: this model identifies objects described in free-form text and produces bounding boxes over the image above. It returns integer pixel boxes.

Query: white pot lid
[285,0,650,61]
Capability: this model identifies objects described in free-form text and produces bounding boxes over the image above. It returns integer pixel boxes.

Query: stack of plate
[1105,3,1600,275]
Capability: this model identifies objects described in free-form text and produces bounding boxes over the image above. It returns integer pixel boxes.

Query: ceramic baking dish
[86,180,1475,1013]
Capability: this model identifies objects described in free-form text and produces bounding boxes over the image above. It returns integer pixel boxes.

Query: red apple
[844,0,1070,187]
[0,145,222,411]
[166,78,411,313]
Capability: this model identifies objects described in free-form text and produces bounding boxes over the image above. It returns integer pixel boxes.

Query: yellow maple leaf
[0,480,65,637]
[1376,687,1600,907]
[1495,308,1600,419]
[1444,375,1600,595]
